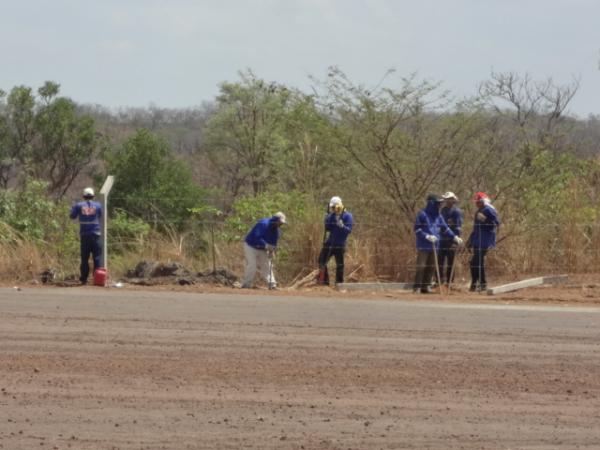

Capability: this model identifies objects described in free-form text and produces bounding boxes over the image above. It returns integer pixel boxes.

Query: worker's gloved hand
[453,236,463,246]
[265,243,275,253]
[476,212,486,222]
[425,234,438,243]
[337,219,344,228]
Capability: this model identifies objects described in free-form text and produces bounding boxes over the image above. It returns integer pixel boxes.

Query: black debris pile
[196,268,239,287]
[125,261,238,286]
[40,268,57,284]
[126,261,191,279]
[40,269,81,287]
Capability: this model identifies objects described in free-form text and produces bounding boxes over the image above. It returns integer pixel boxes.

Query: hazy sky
[1,0,599,116]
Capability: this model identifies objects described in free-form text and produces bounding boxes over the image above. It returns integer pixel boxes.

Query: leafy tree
[104,129,205,231]
[273,94,337,196]
[203,70,301,196]
[32,82,102,199]
[0,86,35,188]
[0,82,102,198]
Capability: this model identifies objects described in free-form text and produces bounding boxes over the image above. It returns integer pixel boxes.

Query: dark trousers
[470,248,488,288]
[318,245,345,284]
[413,250,435,291]
[439,246,456,284]
[80,234,102,283]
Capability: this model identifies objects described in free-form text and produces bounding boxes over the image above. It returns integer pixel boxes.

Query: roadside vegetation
[1,69,599,283]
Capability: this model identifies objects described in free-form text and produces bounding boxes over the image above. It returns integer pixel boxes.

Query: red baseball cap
[473,191,488,201]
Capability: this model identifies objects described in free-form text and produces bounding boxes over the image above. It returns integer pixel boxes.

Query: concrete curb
[486,275,568,295]
[336,282,414,291]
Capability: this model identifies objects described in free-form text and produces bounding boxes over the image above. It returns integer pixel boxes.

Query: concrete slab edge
[336,282,414,291]
[487,274,568,296]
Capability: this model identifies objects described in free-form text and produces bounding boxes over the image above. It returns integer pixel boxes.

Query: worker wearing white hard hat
[439,191,463,286]
[69,187,103,285]
[317,196,353,285]
[329,196,342,208]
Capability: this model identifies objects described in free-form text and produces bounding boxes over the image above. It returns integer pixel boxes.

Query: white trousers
[242,243,276,288]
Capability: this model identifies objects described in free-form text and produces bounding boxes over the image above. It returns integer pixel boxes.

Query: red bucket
[94,268,108,287]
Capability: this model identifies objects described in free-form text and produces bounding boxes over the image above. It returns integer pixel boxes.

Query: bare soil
[1,281,599,449]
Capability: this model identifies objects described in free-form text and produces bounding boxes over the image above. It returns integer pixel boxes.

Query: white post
[99,176,114,275]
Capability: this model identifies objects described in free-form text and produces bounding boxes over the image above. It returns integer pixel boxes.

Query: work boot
[469,284,477,292]
[420,286,433,294]
[479,283,487,292]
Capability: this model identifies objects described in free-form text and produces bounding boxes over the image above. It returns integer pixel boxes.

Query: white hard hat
[442,191,458,201]
[329,196,342,207]
[274,211,286,224]
[83,187,95,198]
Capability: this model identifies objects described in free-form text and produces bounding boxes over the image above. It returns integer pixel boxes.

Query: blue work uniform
[70,199,103,283]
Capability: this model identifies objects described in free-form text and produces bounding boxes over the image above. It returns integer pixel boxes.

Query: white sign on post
[99,176,114,282]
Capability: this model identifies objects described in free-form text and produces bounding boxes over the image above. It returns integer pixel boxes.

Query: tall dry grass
[0,222,70,282]
[2,211,600,285]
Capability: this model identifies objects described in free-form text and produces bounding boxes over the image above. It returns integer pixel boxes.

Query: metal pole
[99,176,114,279]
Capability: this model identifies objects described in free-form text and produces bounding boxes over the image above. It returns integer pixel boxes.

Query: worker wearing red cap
[466,192,500,292]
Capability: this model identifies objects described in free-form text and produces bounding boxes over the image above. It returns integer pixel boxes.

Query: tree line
[1,68,600,279]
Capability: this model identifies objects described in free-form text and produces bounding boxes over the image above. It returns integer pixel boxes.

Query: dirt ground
[1,281,600,449]
[89,273,600,306]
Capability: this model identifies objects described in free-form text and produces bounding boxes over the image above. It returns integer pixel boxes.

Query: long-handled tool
[447,246,458,293]
[267,250,275,290]
[432,241,444,295]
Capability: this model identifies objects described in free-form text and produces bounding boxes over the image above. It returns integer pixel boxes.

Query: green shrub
[104,129,206,232]
[224,190,310,242]
[108,209,151,253]
[0,179,62,241]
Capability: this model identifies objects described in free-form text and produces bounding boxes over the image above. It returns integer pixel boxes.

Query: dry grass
[0,222,64,282]
[3,216,600,285]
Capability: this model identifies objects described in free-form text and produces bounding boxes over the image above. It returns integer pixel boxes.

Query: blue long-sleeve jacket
[70,200,102,236]
[414,200,455,252]
[324,211,353,247]
[440,206,463,248]
[244,216,281,249]
[468,204,500,250]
